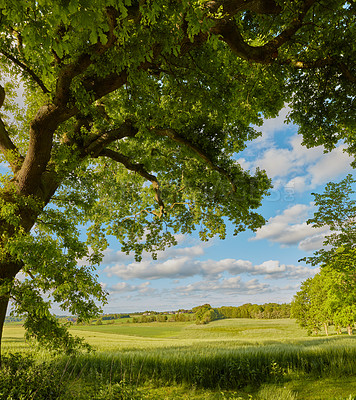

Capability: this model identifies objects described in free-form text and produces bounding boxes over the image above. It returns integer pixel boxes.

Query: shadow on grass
[2,337,25,342]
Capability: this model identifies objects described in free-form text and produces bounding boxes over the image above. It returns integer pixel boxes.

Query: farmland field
[2,318,356,399]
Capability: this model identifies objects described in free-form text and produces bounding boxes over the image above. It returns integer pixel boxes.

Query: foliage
[131,313,192,323]
[218,303,291,319]
[0,353,65,399]
[193,304,223,324]
[301,175,356,273]
[3,319,356,399]
[0,0,355,353]
[295,175,356,336]
[291,268,356,335]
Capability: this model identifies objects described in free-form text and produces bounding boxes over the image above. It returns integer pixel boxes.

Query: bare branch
[0,49,49,94]
[97,148,165,217]
[151,128,237,193]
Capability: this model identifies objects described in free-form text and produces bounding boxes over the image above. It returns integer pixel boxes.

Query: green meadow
[2,318,356,399]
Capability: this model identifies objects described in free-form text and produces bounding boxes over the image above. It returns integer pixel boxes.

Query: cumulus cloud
[249,107,292,149]
[254,148,296,178]
[109,281,154,294]
[298,233,328,252]
[243,128,353,195]
[105,257,196,280]
[237,157,252,171]
[252,203,329,249]
[102,235,208,266]
[285,176,307,194]
[252,260,317,279]
[104,253,315,281]
[308,144,353,187]
[177,277,270,295]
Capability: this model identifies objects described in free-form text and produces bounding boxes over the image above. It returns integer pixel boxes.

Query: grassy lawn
[2,319,355,399]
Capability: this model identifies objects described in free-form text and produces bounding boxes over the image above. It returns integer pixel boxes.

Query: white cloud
[254,148,295,178]
[289,135,325,164]
[240,107,295,162]
[104,251,315,281]
[237,157,252,171]
[285,176,307,193]
[110,281,154,294]
[177,277,270,295]
[243,125,353,195]
[308,145,353,187]
[253,107,292,144]
[102,236,208,266]
[15,271,27,282]
[252,203,329,250]
[252,260,317,279]
[298,233,329,252]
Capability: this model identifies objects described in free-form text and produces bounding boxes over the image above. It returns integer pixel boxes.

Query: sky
[2,105,354,314]
[96,108,354,313]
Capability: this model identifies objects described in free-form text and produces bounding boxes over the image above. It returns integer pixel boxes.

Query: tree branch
[211,0,317,63]
[151,127,237,193]
[339,62,356,84]
[0,49,49,94]
[279,58,356,83]
[0,85,24,173]
[205,0,282,15]
[54,7,118,107]
[83,120,138,157]
[97,148,165,217]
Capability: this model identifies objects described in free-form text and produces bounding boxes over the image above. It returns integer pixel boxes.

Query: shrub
[0,353,65,399]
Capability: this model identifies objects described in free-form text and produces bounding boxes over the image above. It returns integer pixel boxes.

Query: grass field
[2,318,356,399]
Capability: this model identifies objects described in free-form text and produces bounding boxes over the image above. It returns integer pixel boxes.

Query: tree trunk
[0,294,10,367]
[347,325,353,335]
[0,260,21,367]
[323,322,329,336]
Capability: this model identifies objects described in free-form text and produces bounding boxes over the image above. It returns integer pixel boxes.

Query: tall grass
[54,338,356,390]
[2,320,356,399]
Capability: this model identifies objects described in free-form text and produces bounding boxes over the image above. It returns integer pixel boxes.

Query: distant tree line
[4,316,22,323]
[132,313,194,324]
[217,303,291,320]
[192,303,291,325]
[72,303,292,326]
[102,314,130,321]
[126,303,292,325]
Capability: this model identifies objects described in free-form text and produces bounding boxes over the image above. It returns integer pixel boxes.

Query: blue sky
[96,107,354,313]
[2,105,354,314]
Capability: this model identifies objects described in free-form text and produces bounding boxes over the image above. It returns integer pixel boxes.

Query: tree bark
[0,260,21,367]
[347,325,353,336]
[323,322,329,336]
[0,294,10,367]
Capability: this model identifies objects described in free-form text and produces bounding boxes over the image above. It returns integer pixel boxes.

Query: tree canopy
[294,175,356,336]
[291,267,356,335]
[302,175,356,273]
[0,0,355,355]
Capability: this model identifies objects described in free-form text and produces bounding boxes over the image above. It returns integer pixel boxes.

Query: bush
[0,353,144,400]
[0,353,65,399]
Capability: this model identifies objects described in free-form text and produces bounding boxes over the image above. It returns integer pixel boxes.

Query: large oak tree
[0,0,355,355]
